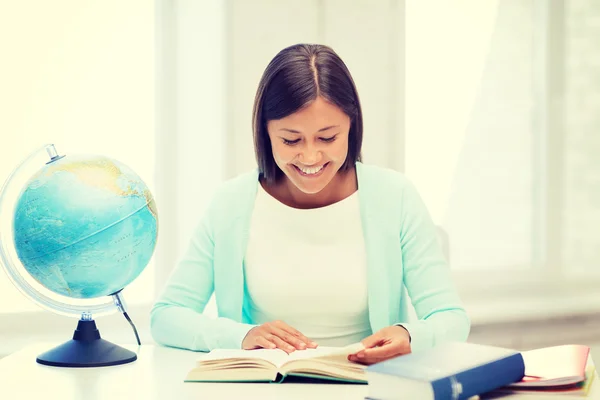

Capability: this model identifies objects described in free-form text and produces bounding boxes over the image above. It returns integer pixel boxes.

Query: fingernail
[287,346,295,352]
[357,352,364,358]
[299,343,306,349]
[310,341,318,347]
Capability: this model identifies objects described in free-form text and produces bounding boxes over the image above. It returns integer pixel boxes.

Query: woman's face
[267,96,352,194]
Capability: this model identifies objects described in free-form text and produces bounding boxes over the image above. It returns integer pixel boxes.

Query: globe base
[36,319,137,368]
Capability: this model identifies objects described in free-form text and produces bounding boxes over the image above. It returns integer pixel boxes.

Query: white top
[244,184,372,347]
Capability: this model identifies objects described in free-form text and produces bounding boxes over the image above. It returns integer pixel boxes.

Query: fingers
[270,321,317,349]
[273,321,318,349]
[270,335,297,354]
[361,331,384,349]
[359,344,400,359]
[270,327,306,350]
[255,336,276,350]
[348,342,411,365]
[347,354,390,365]
[349,347,397,365]
[242,321,318,352]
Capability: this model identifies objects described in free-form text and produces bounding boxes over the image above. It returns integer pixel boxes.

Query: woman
[150,44,470,365]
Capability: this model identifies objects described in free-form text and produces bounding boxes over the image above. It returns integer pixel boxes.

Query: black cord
[123,311,141,346]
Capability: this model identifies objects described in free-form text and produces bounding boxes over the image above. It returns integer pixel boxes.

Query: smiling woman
[253,45,362,208]
[150,43,470,364]
[264,97,355,208]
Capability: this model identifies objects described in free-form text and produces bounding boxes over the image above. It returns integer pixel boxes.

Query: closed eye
[282,134,338,146]
[282,138,300,145]
[320,135,337,143]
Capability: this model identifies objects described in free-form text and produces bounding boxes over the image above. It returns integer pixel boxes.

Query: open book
[184,342,367,383]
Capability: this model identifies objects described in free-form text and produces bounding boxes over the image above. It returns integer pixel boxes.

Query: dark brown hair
[252,44,363,183]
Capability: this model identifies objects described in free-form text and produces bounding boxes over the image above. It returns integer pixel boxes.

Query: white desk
[0,343,598,400]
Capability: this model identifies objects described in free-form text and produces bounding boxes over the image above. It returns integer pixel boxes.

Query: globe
[0,144,159,367]
[13,152,158,299]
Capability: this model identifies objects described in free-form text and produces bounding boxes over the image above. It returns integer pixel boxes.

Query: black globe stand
[36,319,137,367]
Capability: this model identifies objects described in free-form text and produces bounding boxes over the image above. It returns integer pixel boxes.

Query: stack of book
[364,342,526,400]
[364,343,595,400]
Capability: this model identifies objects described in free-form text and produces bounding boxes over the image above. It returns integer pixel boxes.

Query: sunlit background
[1,0,599,363]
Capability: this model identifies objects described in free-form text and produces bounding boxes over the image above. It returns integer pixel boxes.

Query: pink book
[507,344,590,388]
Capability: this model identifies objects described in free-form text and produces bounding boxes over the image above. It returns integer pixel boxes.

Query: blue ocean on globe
[12,154,158,299]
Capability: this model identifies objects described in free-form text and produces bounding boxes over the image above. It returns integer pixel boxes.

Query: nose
[299,142,321,165]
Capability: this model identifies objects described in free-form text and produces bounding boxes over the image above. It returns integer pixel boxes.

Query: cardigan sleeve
[150,208,256,352]
[395,180,471,352]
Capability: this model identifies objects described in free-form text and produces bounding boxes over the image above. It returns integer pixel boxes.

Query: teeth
[299,164,324,175]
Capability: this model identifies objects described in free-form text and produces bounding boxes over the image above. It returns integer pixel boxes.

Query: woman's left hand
[348,325,411,365]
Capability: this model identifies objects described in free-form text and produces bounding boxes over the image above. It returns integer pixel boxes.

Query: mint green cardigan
[150,162,470,353]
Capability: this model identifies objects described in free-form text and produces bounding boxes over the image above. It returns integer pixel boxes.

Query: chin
[295,183,328,195]
[284,163,336,195]
[286,175,330,194]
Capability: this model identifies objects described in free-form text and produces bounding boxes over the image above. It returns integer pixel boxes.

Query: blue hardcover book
[365,342,525,400]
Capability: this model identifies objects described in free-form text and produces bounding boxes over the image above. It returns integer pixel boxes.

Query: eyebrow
[279,125,339,134]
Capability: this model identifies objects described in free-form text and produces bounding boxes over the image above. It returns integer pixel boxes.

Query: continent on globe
[12,155,158,299]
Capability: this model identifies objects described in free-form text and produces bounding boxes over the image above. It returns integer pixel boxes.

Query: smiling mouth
[293,162,329,177]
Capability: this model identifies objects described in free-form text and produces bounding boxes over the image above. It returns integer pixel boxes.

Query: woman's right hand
[242,320,318,354]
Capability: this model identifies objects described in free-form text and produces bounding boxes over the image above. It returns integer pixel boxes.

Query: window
[406,1,600,284]
[0,1,155,313]
[405,1,538,271]
[562,0,600,276]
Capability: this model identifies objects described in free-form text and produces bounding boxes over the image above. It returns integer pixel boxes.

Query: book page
[195,342,365,370]
[278,343,367,381]
[281,342,365,368]
[195,348,289,369]
[285,342,364,362]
